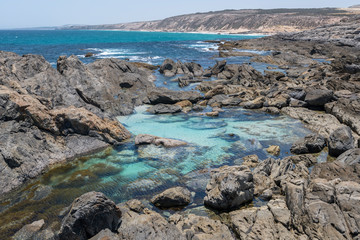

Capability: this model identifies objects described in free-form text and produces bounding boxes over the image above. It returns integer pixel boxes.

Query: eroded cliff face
[59,8,357,34]
[0,51,157,195]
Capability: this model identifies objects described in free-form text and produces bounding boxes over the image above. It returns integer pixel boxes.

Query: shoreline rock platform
[2,14,360,239]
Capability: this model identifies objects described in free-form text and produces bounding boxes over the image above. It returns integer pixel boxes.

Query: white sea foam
[186,42,219,52]
[235,49,269,55]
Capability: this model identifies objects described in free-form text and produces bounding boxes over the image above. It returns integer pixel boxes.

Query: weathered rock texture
[0,51,158,195]
[58,192,122,240]
[204,165,254,210]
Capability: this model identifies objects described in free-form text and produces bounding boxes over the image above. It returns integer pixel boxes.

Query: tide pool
[0,105,312,237]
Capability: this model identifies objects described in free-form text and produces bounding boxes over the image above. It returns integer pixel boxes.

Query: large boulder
[159,59,177,77]
[204,165,254,210]
[290,134,326,154]
[328,126,354,157]
[151,187,191,208]
[305,89,334,107]
[58,192,122,240]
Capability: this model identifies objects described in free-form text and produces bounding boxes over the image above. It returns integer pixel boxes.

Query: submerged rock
[151,187,191,208]
[13,219,46,240]
[204,165,254,210]
[58,192,121,240]
[135,134,187,148]
[266,145,280,156]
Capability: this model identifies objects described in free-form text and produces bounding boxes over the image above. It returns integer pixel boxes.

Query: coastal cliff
[59,8,358,34]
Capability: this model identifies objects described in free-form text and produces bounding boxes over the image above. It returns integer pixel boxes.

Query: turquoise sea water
[0,30,313,237]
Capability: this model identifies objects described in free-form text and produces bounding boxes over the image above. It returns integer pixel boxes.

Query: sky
[0,0,359,29]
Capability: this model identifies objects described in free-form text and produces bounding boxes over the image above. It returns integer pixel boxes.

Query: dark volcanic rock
[204,165,254,210]
[305,89,334,107]
[151,187,191,208]
[290,134,326,154]
[147,104,182,114]
[328,126,354,157]
[58,192,121,240]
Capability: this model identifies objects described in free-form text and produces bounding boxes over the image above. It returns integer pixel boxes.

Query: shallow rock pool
[0,106,312,237]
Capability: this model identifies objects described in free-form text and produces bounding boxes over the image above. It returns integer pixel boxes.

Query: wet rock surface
[135,134,187,147]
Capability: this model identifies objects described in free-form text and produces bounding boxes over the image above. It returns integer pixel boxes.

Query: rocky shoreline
[2,16,360,240]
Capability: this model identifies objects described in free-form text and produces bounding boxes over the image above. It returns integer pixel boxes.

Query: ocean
[0,30,312,238]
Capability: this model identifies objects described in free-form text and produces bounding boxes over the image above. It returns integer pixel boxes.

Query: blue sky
[0,0,359,29]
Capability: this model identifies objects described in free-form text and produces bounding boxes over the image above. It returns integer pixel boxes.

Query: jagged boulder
[204,165,254,210]
[58,192,122,240]
[290,134,326,154]
[159,59,177,77]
